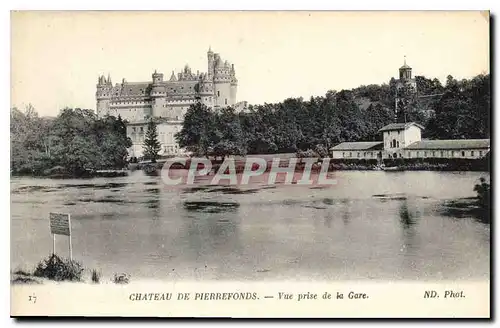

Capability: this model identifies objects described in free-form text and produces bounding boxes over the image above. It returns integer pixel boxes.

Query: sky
[11,11,489,117]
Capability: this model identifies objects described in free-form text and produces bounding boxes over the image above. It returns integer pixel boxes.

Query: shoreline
[11,155,490,178]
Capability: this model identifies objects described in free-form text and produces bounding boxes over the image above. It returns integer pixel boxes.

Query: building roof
[400,57,411,70]
[330,141,383,151]
[378,122,424,132]
[114,82,152,97]
[406,139,490,150]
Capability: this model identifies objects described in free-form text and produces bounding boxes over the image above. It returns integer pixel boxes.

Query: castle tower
[207,46,214,81]
[150,70,166,118]
[230,63,238,105]
[96,74,111,117]
[212,53,233,108]
[197,73,215,108]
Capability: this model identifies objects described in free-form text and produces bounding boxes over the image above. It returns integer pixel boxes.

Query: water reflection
[398,199,421,269]
[183,201,240,213]
[183,185,261,195]
[341,199,351,225]
[78,196,134,204]
[180,202,243,279]
[439,198,490,224]
[324,212,333,228]
[10,171,491,281]
[399,199,416,228]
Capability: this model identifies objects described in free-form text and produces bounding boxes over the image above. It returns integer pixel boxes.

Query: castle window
[217,91,220,97]
[440,151,444,157]
[349,152,352,157]
[225,99,228,105]
[342,152,345,158]
[471,151,474,156]
[479,151,483,157]
[461,151,465,157]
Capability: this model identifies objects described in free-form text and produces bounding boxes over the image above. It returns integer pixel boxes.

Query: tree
[175,103,215,156]
[425,74,490,140]
[143,119,162,163]
[211,106,247,158]
[94,115,132,168]
[49,108,102,174]
[395,83,418,123]
[173,73,489,157]
[474,177,490,209]
[11,106,135,175]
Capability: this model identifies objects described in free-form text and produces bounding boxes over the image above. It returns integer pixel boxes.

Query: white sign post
[49,212,72,260]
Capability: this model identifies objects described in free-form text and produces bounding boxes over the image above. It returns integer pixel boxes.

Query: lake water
[11,170,490,281]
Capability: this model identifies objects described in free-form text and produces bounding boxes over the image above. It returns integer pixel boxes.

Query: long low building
[330,141,383,160]
[331,122,490,160]
[403,139,490,159]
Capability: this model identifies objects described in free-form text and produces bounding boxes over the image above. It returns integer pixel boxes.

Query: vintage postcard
[10,11,490,318]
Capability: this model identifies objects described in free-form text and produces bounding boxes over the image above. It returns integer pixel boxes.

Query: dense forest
[11,106,131,175]
[176,74,490,156]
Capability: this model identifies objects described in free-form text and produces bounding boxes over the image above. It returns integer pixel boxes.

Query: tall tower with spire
[207,46,214,80]
[395,56,417,122]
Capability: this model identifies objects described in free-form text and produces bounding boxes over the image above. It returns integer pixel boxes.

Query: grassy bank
[11,254,130,285]
[382,157,490,172]
[11,166,129,179]
[139,156,490,172]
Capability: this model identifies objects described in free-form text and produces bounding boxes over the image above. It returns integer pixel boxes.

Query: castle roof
[170,71,177,82]
[405,139,490,150]
[330,141,383,151]
[116,82,152,96]
[400,56,411,70]
[378,122,424,132]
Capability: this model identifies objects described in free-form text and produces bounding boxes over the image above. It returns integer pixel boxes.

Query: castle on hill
[96,47,245,157]
[96,47,240,122]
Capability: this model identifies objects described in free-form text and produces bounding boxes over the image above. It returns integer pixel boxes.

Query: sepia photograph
[9,10,490,318]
